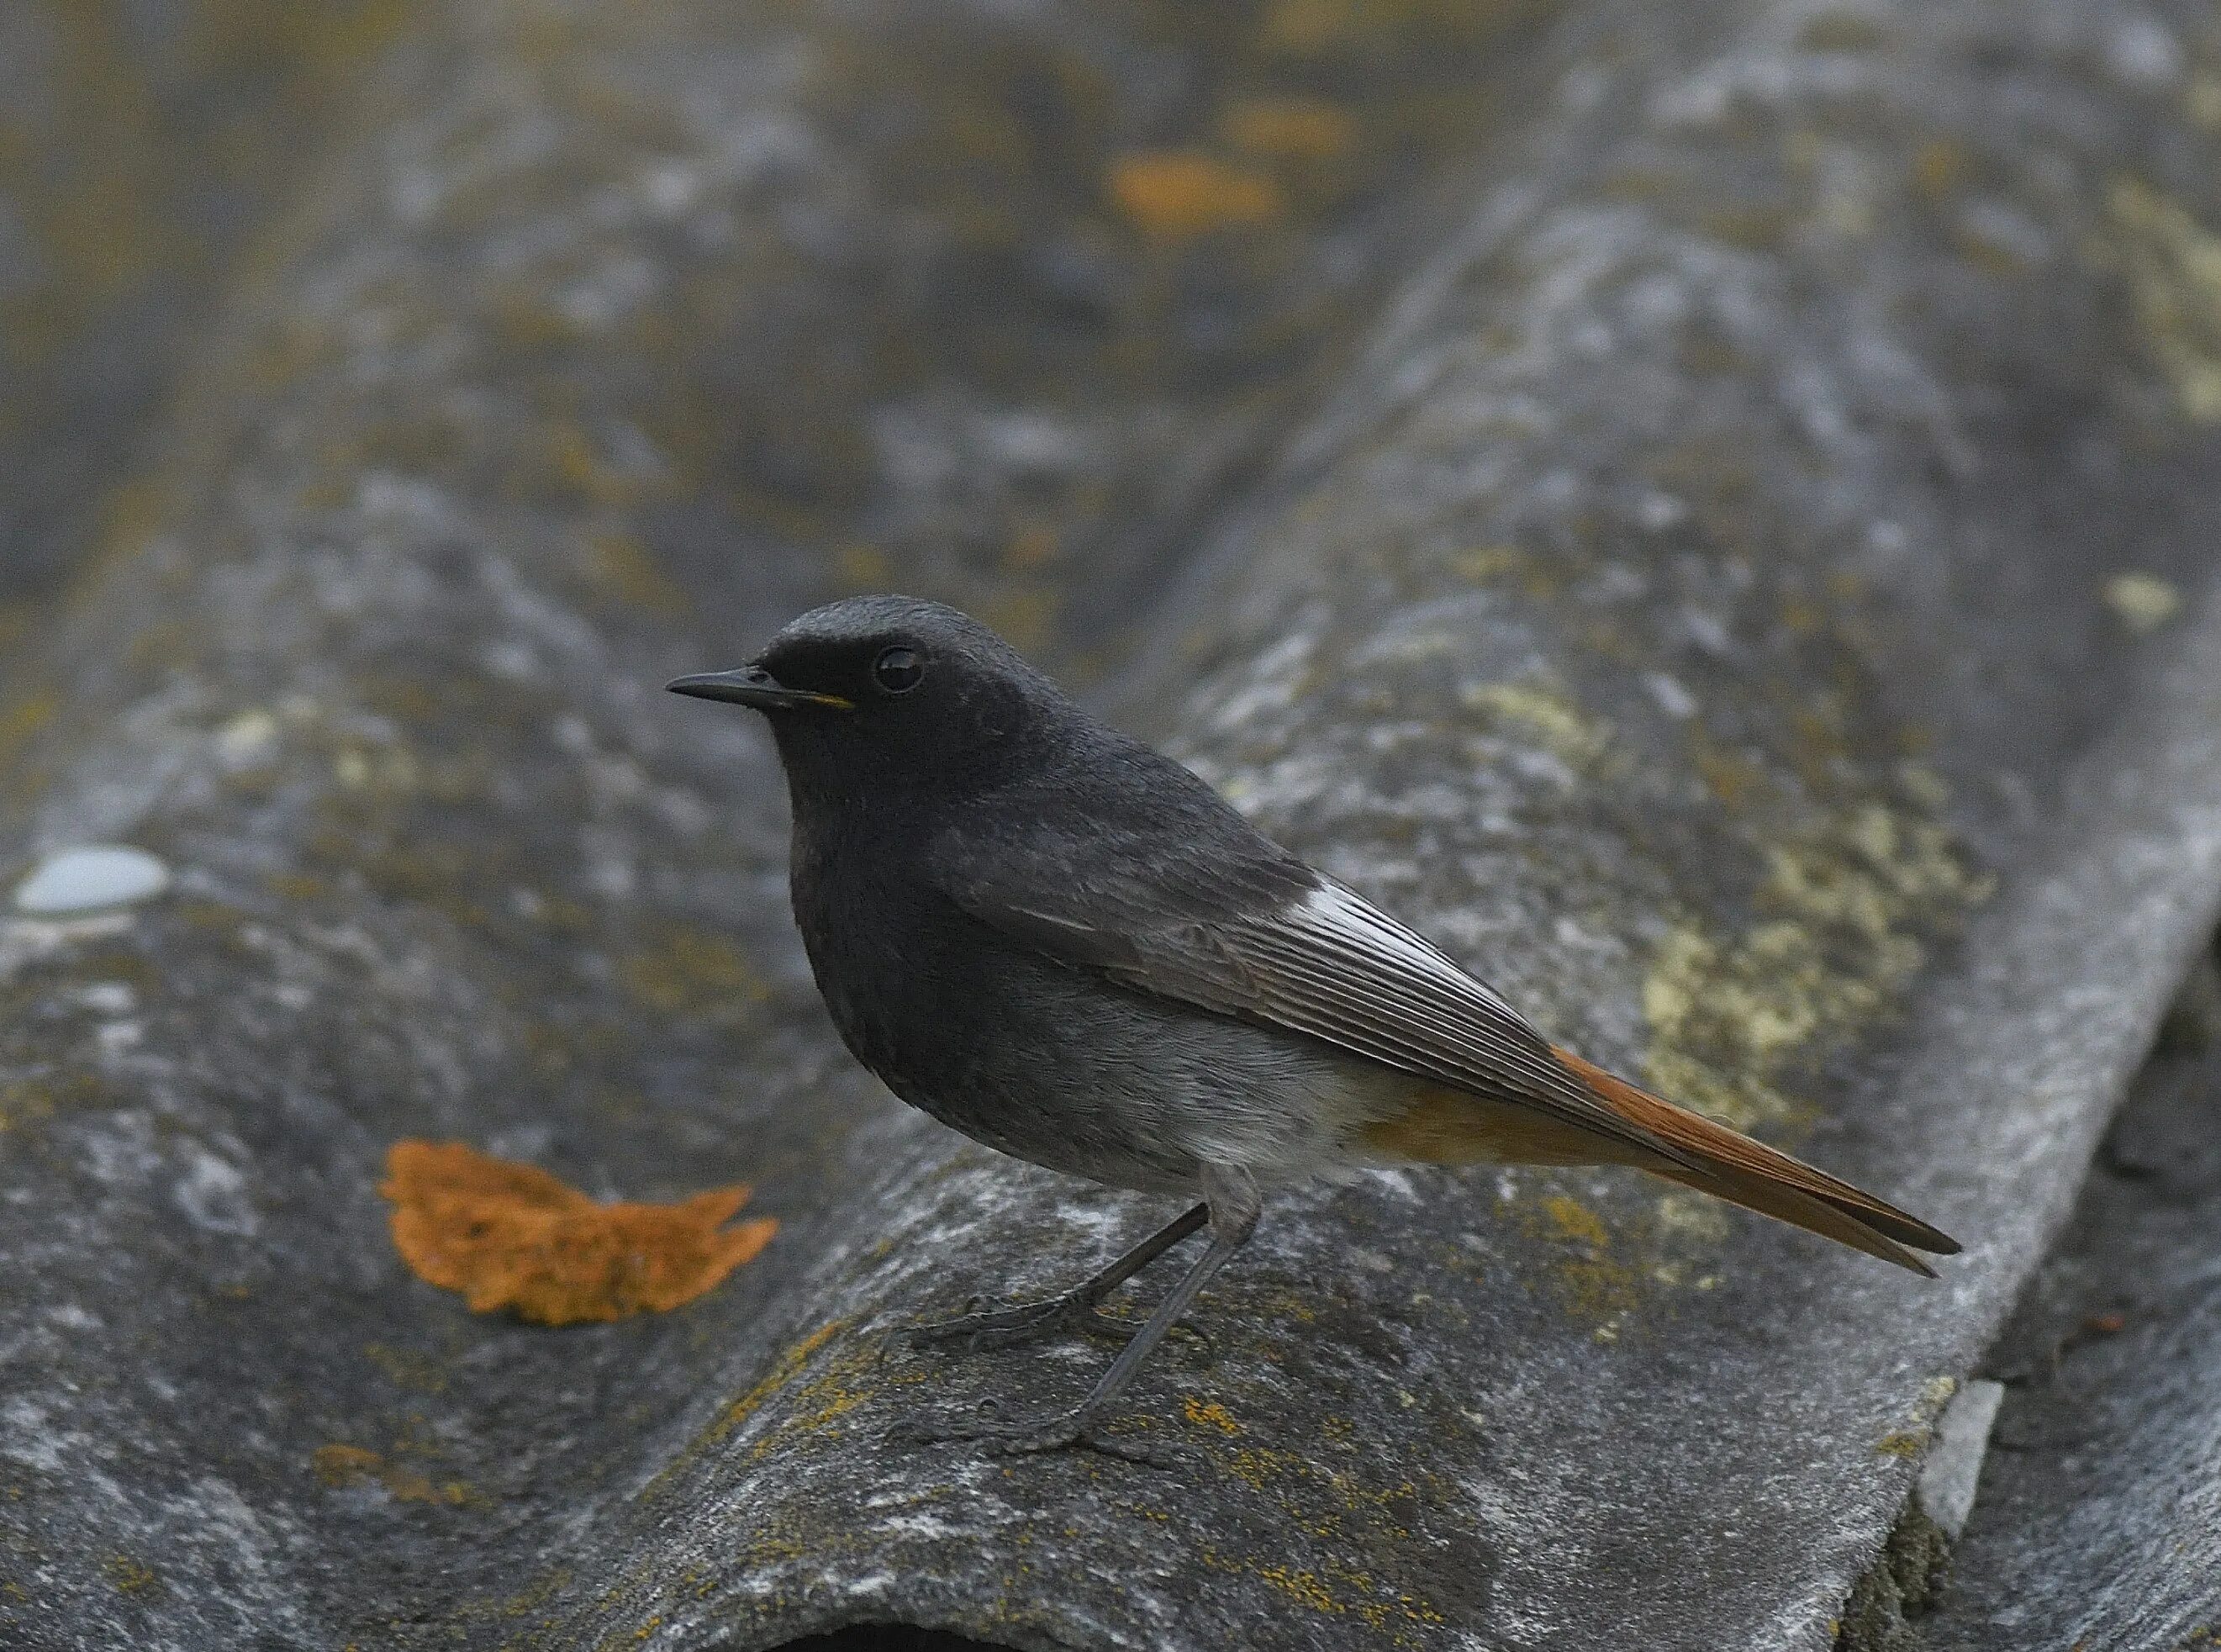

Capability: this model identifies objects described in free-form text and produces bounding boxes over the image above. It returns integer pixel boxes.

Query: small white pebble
[13,846,172,916]
[1918,1379,2006,1538]
[1644,672,1698,719]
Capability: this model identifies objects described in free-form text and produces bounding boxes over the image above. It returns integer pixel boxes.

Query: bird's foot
[902,1292,1132,1351]
[894,1402,1177,1467]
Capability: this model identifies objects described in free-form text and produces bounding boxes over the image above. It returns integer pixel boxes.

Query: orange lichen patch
[379,1140,777,1325]
[1107,152,1285,240]
[1222,97,1357,161]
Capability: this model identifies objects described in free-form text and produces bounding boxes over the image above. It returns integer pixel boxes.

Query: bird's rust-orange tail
[1546,1047,1959,1275]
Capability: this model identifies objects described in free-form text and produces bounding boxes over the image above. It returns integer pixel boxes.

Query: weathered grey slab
[0,0,435,610]
[1921,959,2221,1652]
[3,1,2220,1649]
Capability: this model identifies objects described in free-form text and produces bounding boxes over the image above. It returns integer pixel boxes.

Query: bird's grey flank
[671,595,1957,1454]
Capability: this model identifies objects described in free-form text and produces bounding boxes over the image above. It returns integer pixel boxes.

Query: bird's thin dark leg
[905,1201,1207,1350]
[906,1168,1262,1459]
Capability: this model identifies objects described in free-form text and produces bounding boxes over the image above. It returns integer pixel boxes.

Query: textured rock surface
[1922,955,2221,1652]
[3,1,2220,1649]
[0,0,430,610]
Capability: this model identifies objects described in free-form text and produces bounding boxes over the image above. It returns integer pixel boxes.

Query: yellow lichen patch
[1261,0,1360,53]
[1184,1396,1242,1436]
[2105,177,2221,422]
[311,1442,473,1506]
[681,1319,845,1465]
[1518,1193,1639,1322]
[1873,1376,1960,1460]
[0,689,58,778]
[979,587,1058,657]
[617,925,769,1020]
[583,532,687,616]
[2103,571,2183,634]
[102,1554,156,1594]
[380,1140,777,1325]
[1196,1531,1446,1639]
[1005,521,1059,570]
[1222,97,1357,161]
[746,1333,890,1459]
[363,1342,447,1394]
[1107,153,1285,240]
[0,1072,114,1135]
[1908,138,1969,203]
[1543,1194,1608,1247]
[1641,801,1990,1130]
[2190,69,2221,133]
[834,542,893,589]
[1459,680,1612,767]
[1692,736,1770,810]
[1451,544,1527,583]
[1256,1565,1343,1612]
[1798,12,1889,51]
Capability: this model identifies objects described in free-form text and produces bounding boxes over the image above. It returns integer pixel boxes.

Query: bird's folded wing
[935,831,1701,1171]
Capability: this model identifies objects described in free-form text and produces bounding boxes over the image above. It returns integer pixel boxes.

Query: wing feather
[930,779,1955,1266]
[945,835,1701,1170]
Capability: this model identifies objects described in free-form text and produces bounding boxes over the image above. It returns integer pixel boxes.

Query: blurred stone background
[2,3,2219,1649]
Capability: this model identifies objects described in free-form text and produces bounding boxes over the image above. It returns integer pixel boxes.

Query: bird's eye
[872,645,924,694]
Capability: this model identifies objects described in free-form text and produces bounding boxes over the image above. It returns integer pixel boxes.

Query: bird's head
[667,594,1078,803]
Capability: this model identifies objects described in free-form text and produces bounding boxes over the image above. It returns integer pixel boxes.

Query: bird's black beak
[665,665,854,712]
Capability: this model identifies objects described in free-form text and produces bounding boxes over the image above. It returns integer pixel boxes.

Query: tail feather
[1548,1046,1959,1274]
[1647,1163,1938,1275]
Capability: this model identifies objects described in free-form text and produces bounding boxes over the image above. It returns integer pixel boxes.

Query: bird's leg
[905,1168,1261,1460]
[904,1201,1207,1350]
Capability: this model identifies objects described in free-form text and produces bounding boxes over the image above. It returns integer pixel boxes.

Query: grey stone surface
[1922,959,2221,1652]
[0,0,434,610]
[2,1,2219,1649]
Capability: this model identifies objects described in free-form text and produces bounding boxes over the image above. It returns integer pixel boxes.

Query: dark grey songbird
[668,595,1956,1453]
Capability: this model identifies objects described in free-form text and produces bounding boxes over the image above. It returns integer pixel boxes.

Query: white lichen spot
[2104,13,2183,88]
[1652,1190,1732,1244]
[13,846,172,916]
[2103,571,2183,634]
[75,983,138,1016]
[1460,681,1611,767]
[1644,673,1697,719]
[174,1152,259,1238]
[216,710,280,768]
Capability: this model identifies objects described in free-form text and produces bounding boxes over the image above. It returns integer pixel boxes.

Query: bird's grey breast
[791,830,1384,1195]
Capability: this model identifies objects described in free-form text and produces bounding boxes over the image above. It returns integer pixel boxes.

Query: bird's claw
[902,1294,1132,1351]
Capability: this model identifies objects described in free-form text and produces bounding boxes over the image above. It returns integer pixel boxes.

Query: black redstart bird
[669,594,1957,1453]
